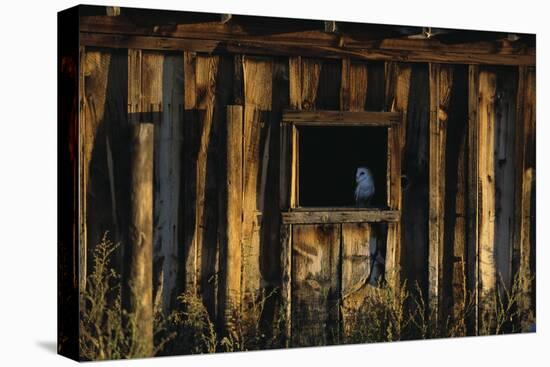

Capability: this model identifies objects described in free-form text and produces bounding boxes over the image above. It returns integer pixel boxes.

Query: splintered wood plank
[477,69,497,334]
[292,224,340,347]
[225,105,243,330]
[242,56,273,300]
[385,62,411,288]
[514,66,536,326]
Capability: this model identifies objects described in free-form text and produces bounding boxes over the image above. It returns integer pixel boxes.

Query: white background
[0,0,547,365]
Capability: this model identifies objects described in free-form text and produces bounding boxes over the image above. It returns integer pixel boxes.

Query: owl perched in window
[355,167,375,207]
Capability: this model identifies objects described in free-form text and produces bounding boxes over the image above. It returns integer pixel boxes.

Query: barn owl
[355,167,375,207]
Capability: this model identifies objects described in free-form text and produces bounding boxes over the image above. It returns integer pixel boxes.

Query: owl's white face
[356,167,371,183]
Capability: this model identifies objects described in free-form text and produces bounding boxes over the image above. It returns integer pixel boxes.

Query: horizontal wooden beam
[282,110,401,126]
[281,209,400,224]
[79,31,535,66]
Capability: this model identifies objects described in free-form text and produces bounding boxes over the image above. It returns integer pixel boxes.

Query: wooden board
[493,68,518,292]
[282,110,400,125]
[514,66,536,325]
[428,63,454,322]
[80,31,535,66]
[82,48,129,291]
[282,209,399,224]
[242,56,273,301]
[385,62,411,288]
[224,105,243,331]
[400,63,430,297]
[291,224,340,347]
[466,64,480,334]
[182,53,228,321]
[477,69,497,334]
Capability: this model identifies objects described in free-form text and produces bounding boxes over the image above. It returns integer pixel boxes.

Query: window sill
[281,208,399,224]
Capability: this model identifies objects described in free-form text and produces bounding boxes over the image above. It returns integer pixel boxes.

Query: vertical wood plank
[300,58,322,110]
[428,63,441,321]
[428,63,454,323]
[196,54,220,318]
[466,65,480,334]
[494,69,518,292]
[385,62,411,289]
[182,51,198,295]
[141,52,164,313]
[401,64,430,298]
[280,56,302,344]
[127,121,155,357]
[242,56,273,300]
[340,59,374,331]
[225,105,243,331]
[441,65,469,329]
[126,48,154,356]
[514,66,536,328]
[292,224,340,347]
[477,69,497,334]
[349,61,368,112]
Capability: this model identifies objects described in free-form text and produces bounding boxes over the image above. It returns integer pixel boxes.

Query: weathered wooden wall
[80,45,536,347]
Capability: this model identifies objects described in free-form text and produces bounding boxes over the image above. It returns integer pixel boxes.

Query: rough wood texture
[514,66,536,326]
[182,53,230,321]
[385,62,411,288]
[401,63,430,298]
[494,69,518,292]
[80,13,534,62]
[477,69,497,334]
[80,31,535,66]
[339,58,375,329]
[282,210,400,224]
[127,122,155,357]
[155,53,183,313]
[242,56,273,300]
[438,65,469,326]
[224,105,243,331]
[279,56,302,344]
[182,51,198,294]
[466,64,480,334]
[282,110,401,125]
[428,63,454,322]
[292,224,340,347]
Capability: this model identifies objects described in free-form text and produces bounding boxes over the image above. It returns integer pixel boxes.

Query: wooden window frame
[280,110,401,224]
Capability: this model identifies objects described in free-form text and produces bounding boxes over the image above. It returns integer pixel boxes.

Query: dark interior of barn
[298,126,388,207]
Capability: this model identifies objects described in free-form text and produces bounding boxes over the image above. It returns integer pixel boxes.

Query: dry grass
[80,233,535,358]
